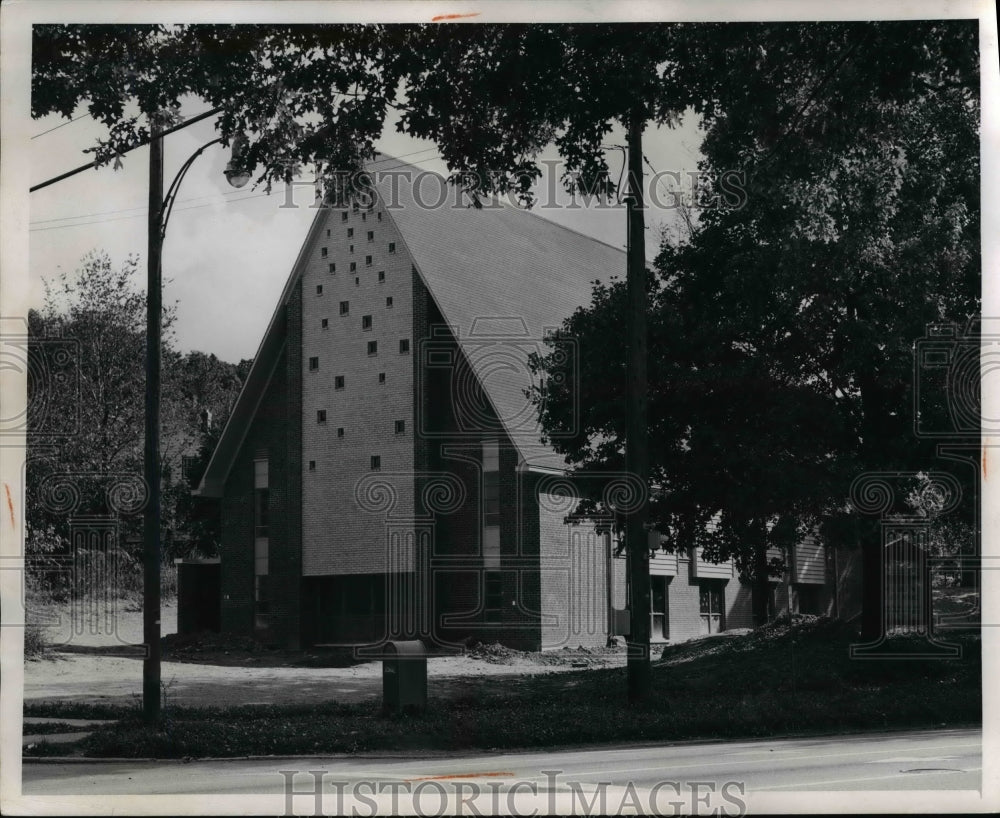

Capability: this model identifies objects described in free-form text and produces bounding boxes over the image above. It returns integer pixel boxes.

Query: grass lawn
[24,618,980,759]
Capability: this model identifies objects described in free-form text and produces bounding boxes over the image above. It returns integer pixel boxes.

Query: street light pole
[143,118,164,724]
[141,124,249,725]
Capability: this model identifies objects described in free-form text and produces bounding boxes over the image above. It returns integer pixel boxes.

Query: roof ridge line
[366,154,627,258]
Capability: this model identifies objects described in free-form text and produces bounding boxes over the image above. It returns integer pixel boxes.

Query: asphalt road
[16,727,985,814]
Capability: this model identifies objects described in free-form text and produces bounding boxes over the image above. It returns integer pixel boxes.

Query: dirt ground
[23,602,626,708]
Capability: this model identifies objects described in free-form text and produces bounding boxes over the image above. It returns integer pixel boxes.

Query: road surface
[15,727,985,814]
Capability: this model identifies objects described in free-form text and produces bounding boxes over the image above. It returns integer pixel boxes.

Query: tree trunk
[752,536,770,628]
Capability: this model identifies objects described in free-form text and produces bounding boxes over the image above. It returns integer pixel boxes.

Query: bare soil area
[23,602,626,708]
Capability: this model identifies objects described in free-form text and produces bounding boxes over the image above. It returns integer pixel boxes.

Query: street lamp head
[224,164,252,189]
[224,132,251,189]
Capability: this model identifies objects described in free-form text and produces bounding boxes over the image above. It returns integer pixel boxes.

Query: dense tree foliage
[27,253,245,561]
[529,21,979,632]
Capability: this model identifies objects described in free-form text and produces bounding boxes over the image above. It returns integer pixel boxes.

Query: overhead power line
[31,113,90,140]
[30,107,223,193]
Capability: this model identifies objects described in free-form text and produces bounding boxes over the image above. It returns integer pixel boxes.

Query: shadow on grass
[24,617,980,759]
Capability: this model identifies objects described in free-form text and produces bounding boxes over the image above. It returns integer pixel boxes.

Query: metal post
[143,119,164,724]
[625,110,652,703]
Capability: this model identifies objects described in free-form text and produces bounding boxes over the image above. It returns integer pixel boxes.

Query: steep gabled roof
[198,156,625,495]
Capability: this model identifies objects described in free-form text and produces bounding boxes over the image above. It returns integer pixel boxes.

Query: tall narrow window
[370,455,381,471]
[386,296,393,307]
[350,262,357,272]
[484,571,502,621]
[335,375,345,390]
[362,315,373,330]
[367,340,378,356]
[329,263,336,274]
[388,242,396,253]
[317,409,327,424]
[394,419,405,434]
[377,211,383,221]
[253,458,270,618]
[365,255,373,267]
[253,459,269,540]
[347,227,354,238]
[341,211,349,222]
[308,356,319,371]
[316,285,323,296]
[367,230,374,242]
[399,339,410,354]
[340,301,349,316]
[378,271,386,283]
[651,576,668,639]
[483,439,500,527]
[321,247,328,258]
[321,318,329,329]
[378,372,386,384]
[337,427,345,438]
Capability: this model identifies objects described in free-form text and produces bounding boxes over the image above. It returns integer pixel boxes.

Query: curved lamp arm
[159,137,223,239]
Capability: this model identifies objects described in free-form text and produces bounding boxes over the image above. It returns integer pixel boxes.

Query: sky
[28,99,704,364]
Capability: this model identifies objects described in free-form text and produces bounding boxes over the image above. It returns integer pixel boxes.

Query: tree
[531,21,979,636]
[27,252,245,560]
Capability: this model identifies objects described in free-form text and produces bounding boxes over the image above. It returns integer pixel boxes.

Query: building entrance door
[699,582,725,634]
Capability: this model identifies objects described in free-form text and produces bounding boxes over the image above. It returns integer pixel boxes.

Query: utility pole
[625,110,652,703]
[143,118,164,724]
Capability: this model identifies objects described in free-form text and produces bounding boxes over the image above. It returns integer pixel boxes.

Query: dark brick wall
[219,281,303,648]
[412,285,543,650]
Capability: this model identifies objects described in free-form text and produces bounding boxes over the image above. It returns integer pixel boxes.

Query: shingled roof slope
[380,159,626,469]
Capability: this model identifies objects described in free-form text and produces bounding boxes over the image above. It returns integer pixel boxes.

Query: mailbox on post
[382,640,427,712]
